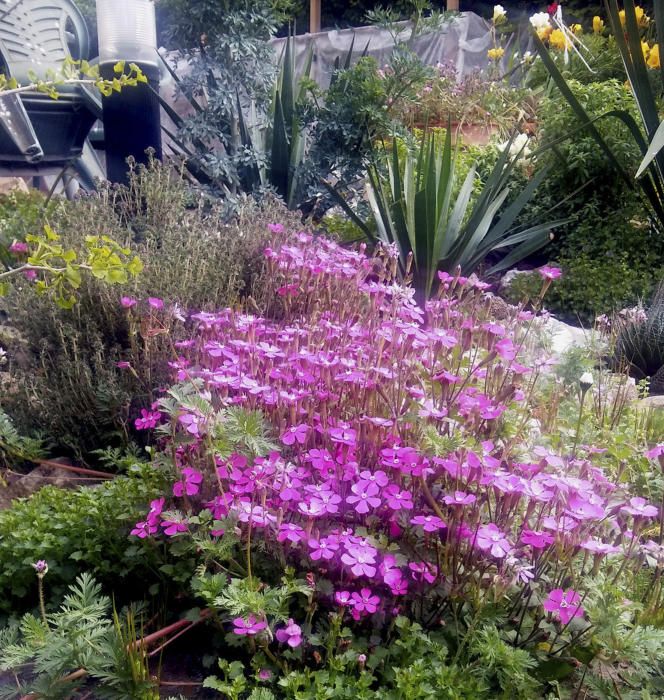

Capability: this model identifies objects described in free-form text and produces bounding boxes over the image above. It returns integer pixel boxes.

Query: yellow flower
[648,43,660,70]
[571,24,583,36]
[549,29,571,50]
[537,26,553,42]
[641,40,650,61]
[619,6,649,28]
[593,16,604,34]
[487,47,505,61]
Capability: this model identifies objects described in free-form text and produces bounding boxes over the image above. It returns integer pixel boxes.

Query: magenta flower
[408,561,437,583]
[621,497,658,518]
[341,543,377,577]
[276,618,303,647]
[308,536,339,560]
[335,590,352,606]
[645,444,664,460]
[281,424,309,446]
[278,522,306,543]
[537,265,562,280]
[410,514,446,532]
[135,408,162,430]
[130,520,159,538]
[346,481,381,514]
[580,538,620,555]
[475,524,512,558]
[232,615,267,636]
[268,223,285,234]
[543,588,584,625]
[350,588,380,614]
[121,296,137,308]
[9,240,28,254]
[566,495,605,521]
[32,560,48,574]
[443,491,476,506]
[384,486,414,510]
[23,269,37,281]
[148,297,164,309]
[329,427,357,446]
[161,518,188,536]
[173,467,204,497]
[521,530,554,549]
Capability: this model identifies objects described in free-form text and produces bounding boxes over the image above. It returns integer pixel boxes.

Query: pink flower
[341,543,377,577]
[621,497,658,519]
[134,408,162,430]
[475,523,512,558]
[350,588,380,614]
[130,520,158,538]
[268,223,285,234]
[645,444,664,460]
[161,518,188,536]
[233,615,267,636]
[408,561,437,583]
[537,265,562,280]
[384,486,414,510]
[121,296,137,308]
[543,588,584,625]
[308,536,339,560]
[281,424,309,446]
[278,522,306,543]
[335,590,352,606]
[346,481,381,514]
[410,514,446,532]
[443,491,476,506]
[275,619,303,647]
[9,241,28,254]
[173,467,204,497]
[329,427,357,446]
[23,269,37,281]
[521,530,554,549]
[116,361,131,369]
[148,297,164,309]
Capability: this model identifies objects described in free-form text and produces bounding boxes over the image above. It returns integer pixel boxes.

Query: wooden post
[310,0,321,34]
[447,0,459,9]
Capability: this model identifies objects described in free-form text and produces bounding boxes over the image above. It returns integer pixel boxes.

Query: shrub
[0,465,182,615]
[2,163,301,460]
[124,229,664,697]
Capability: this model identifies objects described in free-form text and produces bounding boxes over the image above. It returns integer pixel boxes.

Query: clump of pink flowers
[129,225,661,648]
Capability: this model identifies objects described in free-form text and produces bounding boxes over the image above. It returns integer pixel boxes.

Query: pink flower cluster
[132,228,660,633]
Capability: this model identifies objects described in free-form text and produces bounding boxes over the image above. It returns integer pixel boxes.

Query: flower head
[593,16,604,34]
[32,560,48,575]
[275,618,303,647]
[537,265,562,281]
[543,588,584,625]
[493,5,506,24]
[233,615,267,636]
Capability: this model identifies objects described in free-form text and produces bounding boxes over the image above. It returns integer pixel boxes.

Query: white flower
[579,372,594,391]
[499,133,531,161]
[529,12,552,31]
[493,4,506,23]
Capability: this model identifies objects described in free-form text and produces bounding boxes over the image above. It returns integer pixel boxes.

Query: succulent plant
[613,282,664,393]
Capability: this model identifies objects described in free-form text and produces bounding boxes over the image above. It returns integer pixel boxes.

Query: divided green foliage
[0,466,181,614]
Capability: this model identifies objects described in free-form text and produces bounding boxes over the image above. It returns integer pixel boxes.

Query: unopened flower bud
[579,372,593,392]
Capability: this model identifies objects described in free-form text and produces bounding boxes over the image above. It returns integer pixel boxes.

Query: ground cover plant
[97,226,664,698]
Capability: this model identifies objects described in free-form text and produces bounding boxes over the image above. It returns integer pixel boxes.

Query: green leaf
[636,120,664,178]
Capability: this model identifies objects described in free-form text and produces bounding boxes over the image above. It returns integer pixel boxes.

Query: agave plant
[533,0,664,230]
[344,130,567,299]
[613,282,664,392]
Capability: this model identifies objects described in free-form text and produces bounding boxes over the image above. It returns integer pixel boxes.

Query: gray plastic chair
[0,0,97,168]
